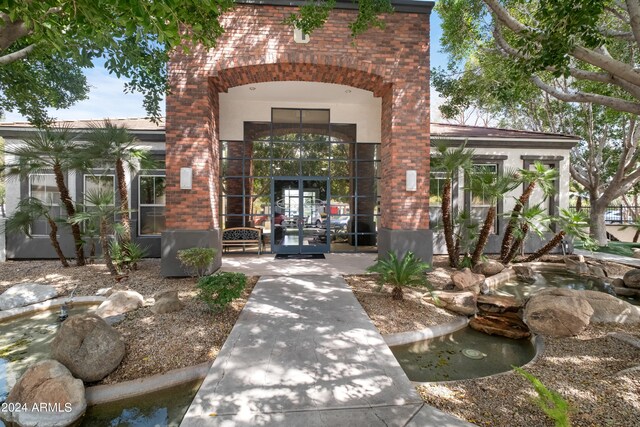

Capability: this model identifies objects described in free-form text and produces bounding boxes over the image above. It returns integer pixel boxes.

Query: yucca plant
[366,251,433,300]
[513,366,572,427]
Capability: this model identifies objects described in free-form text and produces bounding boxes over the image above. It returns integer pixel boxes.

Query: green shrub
[366,251,435,301]
[110,241,147,272]
[513,366,572,427]
[197,272,247,312]
[177,247,218,278]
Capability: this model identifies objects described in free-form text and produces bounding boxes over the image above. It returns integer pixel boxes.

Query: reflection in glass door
[272,178,329,254]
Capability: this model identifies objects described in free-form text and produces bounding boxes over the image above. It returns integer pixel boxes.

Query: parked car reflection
[321,215,350,230]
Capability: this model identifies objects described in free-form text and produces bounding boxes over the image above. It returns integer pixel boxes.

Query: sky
[3,8,449,123]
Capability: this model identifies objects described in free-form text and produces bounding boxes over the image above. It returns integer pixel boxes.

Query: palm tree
[468,168,520,265]
[84,120,154,245]
[500,162,558,262]
[431,143,474,268]
[69,188,120,275]
[524,209,594,262]
[502,204,550,264]
[6,197,69,267]
[4,126,87,265]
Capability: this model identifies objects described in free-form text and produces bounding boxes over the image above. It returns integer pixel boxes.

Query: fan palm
[502,204,550,264]
[468,168,519,265]
[524,209,595,262]
[6,197,69,267]
[501,162,558,262]
[431,142,474,268]
[366,251,433,300]
[84,120,154,245]
[4,126,88,265]
[69,188,121,275]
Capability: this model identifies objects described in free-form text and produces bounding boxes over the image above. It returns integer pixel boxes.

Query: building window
[469,163,499,233]
[139,175,166,235]
[29,174,61,236]
[429,168,447,230]
[84,175,116,205]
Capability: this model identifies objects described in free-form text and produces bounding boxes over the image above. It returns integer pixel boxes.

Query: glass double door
[272,178,330,254]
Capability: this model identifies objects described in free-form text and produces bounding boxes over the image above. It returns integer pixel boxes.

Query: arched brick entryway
[162,3,432,276]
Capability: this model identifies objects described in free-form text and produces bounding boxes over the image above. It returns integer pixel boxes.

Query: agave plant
[366,251,433,300]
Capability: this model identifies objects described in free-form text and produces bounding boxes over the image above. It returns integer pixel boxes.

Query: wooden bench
[222,227,263,254]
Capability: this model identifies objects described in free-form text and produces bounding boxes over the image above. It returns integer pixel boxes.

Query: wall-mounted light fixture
[293,28,310,44]
[406,170,417,192]
[180,167,193,190]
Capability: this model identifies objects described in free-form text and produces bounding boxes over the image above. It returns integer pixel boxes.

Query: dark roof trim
[0,128,165,143]
[433,137,578,150]
[235,0,434,14]
[521,155,565,161]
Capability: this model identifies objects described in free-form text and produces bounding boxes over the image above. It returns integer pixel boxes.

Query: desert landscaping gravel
[2,255,639,426]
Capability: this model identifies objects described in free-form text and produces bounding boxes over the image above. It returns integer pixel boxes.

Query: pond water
[81,379,202,426]
[494,269,639,306]
[0,304,96,402]
[390,327,536,382]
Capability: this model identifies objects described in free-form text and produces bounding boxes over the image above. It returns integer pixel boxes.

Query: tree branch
[531,75,640,115]
[0,43,36,65]
[484,0,529,33]
[625,0,640,46]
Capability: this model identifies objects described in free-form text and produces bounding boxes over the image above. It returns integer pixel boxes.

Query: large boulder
[513,265,536,283]
[589,265,607,278]
[565,258,590,275]
[451,268,485,294]
[0,360,86,427]
[477,294,522,314]
[472,260,505,277]
[572,289,640,324]
[0,283,60,311]
[469,312,531,340]
[50,314,125,382]
[433,291,477,316]
[95,290,143,318]
[524,289,594,337]
[623,269,640,289]
[151,290,184,315]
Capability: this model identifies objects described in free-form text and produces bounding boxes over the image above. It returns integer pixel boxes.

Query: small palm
[366,252,433,300]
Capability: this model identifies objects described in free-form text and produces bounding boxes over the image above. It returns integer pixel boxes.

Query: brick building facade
[162,0,434,275]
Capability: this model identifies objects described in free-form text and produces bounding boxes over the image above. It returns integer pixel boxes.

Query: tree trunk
[47,218,69,268]
[442,179,458,268]
[391,286,404,300]
[100,220,118,275]
[53,163,85,266]
[634,230,640,243]
[589,203,608,246]
[115,158,131,244]
[576,196,582,212]
[501,182,536,260]
[503,224,529,264]
[472,206,496,265]
[524,231,566,262]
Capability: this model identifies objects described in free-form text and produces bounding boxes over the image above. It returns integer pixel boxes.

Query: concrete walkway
[221,253,377,276]
[181,275,472,426]
[575,249,640,268]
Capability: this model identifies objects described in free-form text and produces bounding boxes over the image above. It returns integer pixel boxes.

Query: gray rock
[565,258,590,275]
[0,283,60,311]
[50,314,125,382]
[574,289,640,324]
[513,265,536,282]
[614,286,640,298]
[633,249,640,259]
[433,291,476,316]
[151,290,184,315]
[472,260,505,277]
[589,265,607,278]
[0,360,86,427]
[623,269,640,289]
[524,289,594,337]
[451,268,485,294]
[95,290,143,318]
[612,278,625,288]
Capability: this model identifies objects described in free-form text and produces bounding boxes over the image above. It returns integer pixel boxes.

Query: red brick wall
[166,5,431,231]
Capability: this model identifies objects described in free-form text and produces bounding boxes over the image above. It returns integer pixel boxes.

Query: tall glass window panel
[429,169,447,230]
[29,174,61,235]
[139,176,166,236]
[470,164,498,233]
[84,175,115,206]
